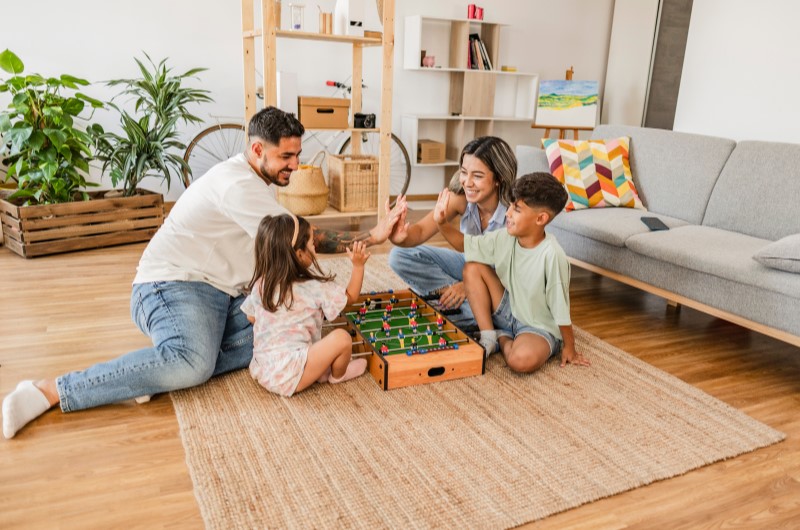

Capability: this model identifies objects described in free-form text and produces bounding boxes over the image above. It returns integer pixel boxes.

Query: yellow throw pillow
[542,137,644,211]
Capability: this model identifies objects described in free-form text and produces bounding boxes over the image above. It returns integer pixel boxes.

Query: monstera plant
[90,54,212,197]
[0,49,104,205]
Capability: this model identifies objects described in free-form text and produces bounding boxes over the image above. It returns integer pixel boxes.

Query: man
[3,107,405,439]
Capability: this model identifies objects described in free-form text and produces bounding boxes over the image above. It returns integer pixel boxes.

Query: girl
[242,214,369,397]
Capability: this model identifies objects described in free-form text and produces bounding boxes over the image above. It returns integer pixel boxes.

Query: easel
[531,66,595,140]
[531,125,594,140]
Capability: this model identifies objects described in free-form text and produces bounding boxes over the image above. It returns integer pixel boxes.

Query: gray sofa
[516,124,800,348]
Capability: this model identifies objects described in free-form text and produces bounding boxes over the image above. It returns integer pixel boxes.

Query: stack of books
[467,33,493,70]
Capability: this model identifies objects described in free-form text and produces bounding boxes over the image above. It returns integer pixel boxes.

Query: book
[473,39,485,69]
[469,33,483,70]
[478,39,492,70]
[468,33,493,70]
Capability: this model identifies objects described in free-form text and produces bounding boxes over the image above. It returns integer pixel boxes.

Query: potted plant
[0,50,181,258]
[90,53,212,197]
[0,49,103,205]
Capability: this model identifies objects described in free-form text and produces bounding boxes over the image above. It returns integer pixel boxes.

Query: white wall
[674,0,800,143]
[1,0,615,199]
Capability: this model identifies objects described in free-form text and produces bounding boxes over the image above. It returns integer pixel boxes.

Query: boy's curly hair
[511,172,568,219]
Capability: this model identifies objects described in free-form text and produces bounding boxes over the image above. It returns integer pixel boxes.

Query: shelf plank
[402,114,534,122]
[412,159,460,167]
[406,66,537,76]
[416,16,509,26]
[305,207,378,220]
[303,127,380,133]
[244,29,382,46]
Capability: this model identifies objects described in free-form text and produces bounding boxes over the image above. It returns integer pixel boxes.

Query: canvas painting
[535,80,599,127]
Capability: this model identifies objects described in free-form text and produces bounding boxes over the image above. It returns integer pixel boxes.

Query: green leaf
[0,113,11,132]
[62,97,85,116]
[74,157,89,172]
[41,160,57,180]
[75,92,105,108]
[0,49,24,74]
[5,77,27,91]
[28,130,46,150]
[5,125,33,149]
[43,105,65,120]
[43,128,68,150]
[60,74,89,87]
[24,74,45,86]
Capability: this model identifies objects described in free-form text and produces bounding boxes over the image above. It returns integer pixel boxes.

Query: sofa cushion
[702,141,800,241]
[591,125,736,224]
[549,209,689,248]
[753,234,800,273]
[624,225,800,296]
[542,137,645,211]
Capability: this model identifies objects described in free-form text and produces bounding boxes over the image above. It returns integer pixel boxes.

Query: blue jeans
[493,291,562,359]
[56,281,253,412]
[388,245,475,328]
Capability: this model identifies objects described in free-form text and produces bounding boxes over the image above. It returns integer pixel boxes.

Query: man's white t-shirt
[133,153,287,296]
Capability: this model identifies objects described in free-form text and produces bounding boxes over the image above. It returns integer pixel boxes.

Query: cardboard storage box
[417,139,446,164]
[298,97,350,129]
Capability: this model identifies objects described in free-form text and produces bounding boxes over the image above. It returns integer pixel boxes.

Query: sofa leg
[667,299,682,312]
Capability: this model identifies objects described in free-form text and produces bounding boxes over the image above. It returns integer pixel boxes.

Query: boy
[433,172,590,372]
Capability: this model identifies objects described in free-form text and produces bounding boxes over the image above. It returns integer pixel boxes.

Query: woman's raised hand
[433,189,451,225]
[388,196,410,245]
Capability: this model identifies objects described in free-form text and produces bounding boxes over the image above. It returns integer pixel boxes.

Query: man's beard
[259,161,288,187]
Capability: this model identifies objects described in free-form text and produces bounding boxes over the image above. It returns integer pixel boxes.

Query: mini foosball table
[324,289,486,390]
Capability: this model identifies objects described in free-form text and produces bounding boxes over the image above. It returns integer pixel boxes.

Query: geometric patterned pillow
[542,137,645,211]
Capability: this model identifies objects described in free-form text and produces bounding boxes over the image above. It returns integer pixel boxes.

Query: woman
[387,136,516,329]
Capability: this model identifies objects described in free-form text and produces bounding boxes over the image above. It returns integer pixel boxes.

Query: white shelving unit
[401,15,538,175]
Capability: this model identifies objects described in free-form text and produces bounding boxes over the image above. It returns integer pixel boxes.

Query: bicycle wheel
[338,132,411,202]
[182,123,247,187]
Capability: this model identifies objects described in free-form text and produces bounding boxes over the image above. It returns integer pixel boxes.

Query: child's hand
[433,189,450,225]
[560,344,590,367]
[347,240,371,267]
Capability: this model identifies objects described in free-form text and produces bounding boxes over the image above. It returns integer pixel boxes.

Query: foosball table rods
[348,337,471,355]
[322,312,442,330]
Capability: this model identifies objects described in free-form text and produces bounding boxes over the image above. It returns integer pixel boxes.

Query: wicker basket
[277,151,329,215]
[328,153,379,212]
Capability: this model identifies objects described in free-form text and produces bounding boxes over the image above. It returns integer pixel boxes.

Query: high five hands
[371,196,409,245]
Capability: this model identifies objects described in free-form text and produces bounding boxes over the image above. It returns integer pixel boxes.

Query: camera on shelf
[353,112,376,129]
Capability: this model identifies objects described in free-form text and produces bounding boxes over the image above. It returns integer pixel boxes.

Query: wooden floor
[2,219,799,529]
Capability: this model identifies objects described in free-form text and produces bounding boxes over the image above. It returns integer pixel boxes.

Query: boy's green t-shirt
[463,230,571,340]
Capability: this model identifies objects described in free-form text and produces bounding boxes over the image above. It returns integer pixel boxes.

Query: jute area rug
[172,255,785,529]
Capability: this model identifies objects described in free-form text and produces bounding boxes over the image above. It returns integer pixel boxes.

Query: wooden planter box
[0,189,164,258]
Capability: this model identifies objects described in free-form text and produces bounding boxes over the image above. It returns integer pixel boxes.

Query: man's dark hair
[248,106,305,145]
[511,172,568,219]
